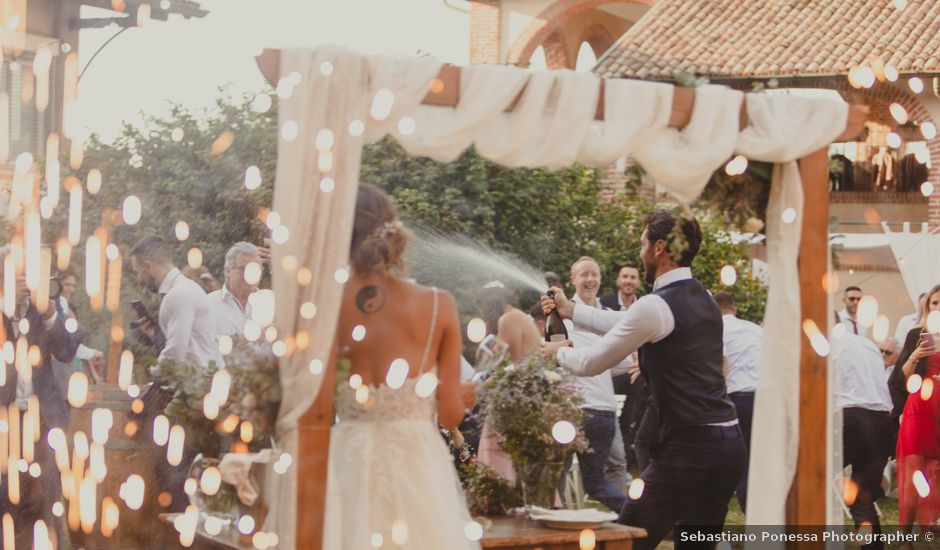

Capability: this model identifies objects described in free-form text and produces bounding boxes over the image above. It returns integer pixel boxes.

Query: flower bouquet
[151,342,281,520]
[476,355,587,508]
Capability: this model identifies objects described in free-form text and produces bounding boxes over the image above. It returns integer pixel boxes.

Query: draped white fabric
[881,222,940,309]
[734,93,848,533]
[270,46,848,547]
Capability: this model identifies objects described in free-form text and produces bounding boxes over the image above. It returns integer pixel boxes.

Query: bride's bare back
[335,272,465,429]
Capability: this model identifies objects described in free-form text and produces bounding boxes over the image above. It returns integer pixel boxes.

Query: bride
[323,183,480,549]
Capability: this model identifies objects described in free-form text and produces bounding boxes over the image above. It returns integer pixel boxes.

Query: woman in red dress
[894,284,940,538]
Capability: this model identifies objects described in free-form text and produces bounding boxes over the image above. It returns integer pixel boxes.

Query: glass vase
[187,455,239,523]
[516,458,565,509]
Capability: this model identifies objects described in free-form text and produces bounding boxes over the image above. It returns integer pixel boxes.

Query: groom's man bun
[644,209,702,267]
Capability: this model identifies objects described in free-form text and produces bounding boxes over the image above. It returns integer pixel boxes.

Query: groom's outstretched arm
[571,304,629,335]
[558,295,673,377]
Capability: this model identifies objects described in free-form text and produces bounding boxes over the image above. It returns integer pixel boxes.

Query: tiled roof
[595,0,940,80]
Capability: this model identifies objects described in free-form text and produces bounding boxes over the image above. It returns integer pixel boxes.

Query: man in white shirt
[130,235,221,367]
[832,329,893,547]
[541,210,743,550]
[130,235,222,513]
[894,293,924,344]
[562,257,628,512]
[208,242,261,337]
[714,291,761,514]
[838,286,868,337]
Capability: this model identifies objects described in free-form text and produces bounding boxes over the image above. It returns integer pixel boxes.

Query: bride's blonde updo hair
[350,183,410,274]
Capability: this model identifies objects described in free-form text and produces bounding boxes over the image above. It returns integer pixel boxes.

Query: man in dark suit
[599,265,647,471]
[599,265,640,311]
[0,265,78,546]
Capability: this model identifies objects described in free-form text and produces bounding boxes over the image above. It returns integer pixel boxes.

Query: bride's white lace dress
[323,291,480,549]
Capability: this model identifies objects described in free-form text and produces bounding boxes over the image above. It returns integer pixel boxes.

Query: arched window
[575,40,598,72]
[528,45,547,71]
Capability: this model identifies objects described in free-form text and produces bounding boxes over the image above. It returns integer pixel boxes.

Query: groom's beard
[643,262,656,286]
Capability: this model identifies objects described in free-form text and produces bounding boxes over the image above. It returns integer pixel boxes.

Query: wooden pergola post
[788,147,832,539]
[256,51,866,547]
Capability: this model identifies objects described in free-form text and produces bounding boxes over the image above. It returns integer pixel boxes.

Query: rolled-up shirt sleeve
[558,295,674,377]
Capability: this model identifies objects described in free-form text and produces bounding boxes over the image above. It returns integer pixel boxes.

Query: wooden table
[481,516,646,550]
[161,513,646,550]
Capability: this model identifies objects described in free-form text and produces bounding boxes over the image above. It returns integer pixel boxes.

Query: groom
[541,209,745,549]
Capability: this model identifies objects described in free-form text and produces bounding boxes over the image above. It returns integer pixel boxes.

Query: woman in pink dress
[894,284,940,540]
[476,286,541,483]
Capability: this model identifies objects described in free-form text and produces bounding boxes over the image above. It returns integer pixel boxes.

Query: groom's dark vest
[638,277,737,441]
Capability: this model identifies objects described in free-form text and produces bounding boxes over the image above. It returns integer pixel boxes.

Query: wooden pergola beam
[257,48,867,548]
[256,49,867,141]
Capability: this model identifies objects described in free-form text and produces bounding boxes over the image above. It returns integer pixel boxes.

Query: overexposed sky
[77,0,470,140]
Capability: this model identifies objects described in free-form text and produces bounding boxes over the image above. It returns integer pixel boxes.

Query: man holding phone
[129,235,220,367]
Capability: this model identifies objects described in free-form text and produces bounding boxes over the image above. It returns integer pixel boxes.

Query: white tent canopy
[266,45,849,548]
[882,221,940,309]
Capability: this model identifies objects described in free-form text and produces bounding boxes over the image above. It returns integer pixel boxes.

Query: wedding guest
[714,291,761,514]
[53,269,105,388]
[541,210,744,549]
[476,284,541,483]
[601,264,645,472]
[559,256,628,511]
[323,183,478,549]
[129,235,222,511]
[600,265,640,311]
[838,286,868,337]
[894,293,925,345]
[207,241,262,337]
[0,249,78,548]
[129,235,221,367]
[880,337,900,383]
[889,284,940,538]
[833,325,893,550]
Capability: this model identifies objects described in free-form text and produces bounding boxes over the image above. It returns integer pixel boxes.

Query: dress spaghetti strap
[417,287,439,373]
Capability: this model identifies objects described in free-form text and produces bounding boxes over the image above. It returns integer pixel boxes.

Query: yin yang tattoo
[356,285,386,314]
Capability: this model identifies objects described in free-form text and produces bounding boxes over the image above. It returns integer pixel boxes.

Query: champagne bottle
[544,290,569,343]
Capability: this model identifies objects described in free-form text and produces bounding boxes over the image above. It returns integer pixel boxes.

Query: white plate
[538,518,613,530]
[527,507,618,530]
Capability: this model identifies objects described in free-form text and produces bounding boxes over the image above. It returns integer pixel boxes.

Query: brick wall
[469,0,500,64]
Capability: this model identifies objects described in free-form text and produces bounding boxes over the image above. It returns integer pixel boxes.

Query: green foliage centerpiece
[151,342,281,519]
[153,342,281,457]
[477,355,587,508]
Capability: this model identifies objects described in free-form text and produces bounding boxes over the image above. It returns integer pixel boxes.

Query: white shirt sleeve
[158,289,196,363]
[42,310,58,330]
[557,294,674,377]
[571,303,630,335]
[75,344,98,361]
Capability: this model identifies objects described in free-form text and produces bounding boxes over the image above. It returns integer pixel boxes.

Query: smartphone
[920,332,936,347]
[131,300,153,323]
